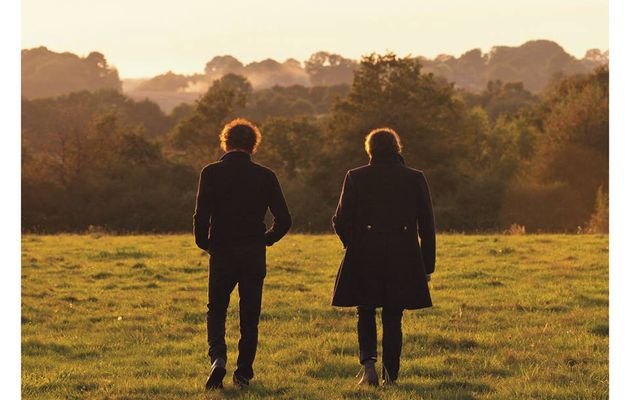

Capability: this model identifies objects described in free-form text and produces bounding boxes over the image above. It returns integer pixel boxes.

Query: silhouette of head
[364,128,402,158]
[220,118,262,154]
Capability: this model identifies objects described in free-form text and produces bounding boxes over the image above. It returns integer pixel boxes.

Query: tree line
[23,41,607,110]
[22,53,608,233]
[126,40,608,95]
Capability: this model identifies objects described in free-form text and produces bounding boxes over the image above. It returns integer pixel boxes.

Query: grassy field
[21,234,608,399]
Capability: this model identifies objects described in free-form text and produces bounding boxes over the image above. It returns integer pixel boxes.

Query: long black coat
[331,154,436,310]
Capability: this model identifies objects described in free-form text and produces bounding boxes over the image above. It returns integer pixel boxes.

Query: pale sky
[22,0,608,78]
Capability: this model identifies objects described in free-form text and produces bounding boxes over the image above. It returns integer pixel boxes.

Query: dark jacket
[193,151,292,252]
[331,154,436,309]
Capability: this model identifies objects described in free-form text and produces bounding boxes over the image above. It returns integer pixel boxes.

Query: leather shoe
[205,358,226,390]
[382,365,396,386]
[356,360,379,387]
[233,372,250,389]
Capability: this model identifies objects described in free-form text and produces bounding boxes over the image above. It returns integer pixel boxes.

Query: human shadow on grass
[202,383,291,399]
[392,380,493,400]
[336,380,492,400]
[305,359,359,379]
[407,333,480,352]
[259,308,342,322]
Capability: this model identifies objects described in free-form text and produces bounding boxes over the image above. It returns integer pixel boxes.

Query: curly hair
[364,127,402,157]
[219,118,262,153]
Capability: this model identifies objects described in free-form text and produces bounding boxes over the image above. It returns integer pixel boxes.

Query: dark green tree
[168,74,252,168]
[312,53,471,229]
[501,65,609,230]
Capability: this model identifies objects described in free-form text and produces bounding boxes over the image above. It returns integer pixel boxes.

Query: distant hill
[124,40,607,111]
[22,40,607,111]
[418,40,608,93]
[22,47,121,99]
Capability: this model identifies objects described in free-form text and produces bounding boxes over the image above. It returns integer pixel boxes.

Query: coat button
[367,225,372,230]
[403,225,408,231]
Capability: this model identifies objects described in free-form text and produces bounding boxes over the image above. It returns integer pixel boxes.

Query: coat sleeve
[417,172,436,274]
[193,167,212,251]
[332,172,357,248]
[264,172,292,246]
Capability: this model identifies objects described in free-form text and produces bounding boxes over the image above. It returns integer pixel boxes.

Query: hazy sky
[22,0,608,78]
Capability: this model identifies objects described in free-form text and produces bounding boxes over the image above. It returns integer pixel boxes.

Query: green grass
[21,234,609,399]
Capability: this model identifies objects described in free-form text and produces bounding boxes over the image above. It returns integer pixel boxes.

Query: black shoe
[356,360,379,387]
[232,372,250,389]
[382,365,396,386]
[205,358,226,390]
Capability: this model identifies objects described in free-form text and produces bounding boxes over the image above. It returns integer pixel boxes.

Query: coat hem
[331,301,433,310]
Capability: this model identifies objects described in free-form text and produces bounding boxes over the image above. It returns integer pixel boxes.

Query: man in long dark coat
[332,127,436,386]
[193,118,291,390]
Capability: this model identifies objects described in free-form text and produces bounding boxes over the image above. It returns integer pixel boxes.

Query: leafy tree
[22,113,197,232]
[327,53,465,183]
[22,47,121,98]
[484,40,591,93]
[242,84,350,121]
[419,40,605,93]
[313,53,469,229]
[169,102,196,124]
[243,58,310,88]
[168,74,252,168]
[462,80,538,120]
[22,90,172,155]
[305,52,357,86]
[500,66,609,230]
[204,55,244,78]
[258,117,320,179]
[254,117,326,230]
[135,71,191,92]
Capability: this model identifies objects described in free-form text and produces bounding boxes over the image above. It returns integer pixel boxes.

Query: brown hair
[219,118,262,153]
[364,127,402,157]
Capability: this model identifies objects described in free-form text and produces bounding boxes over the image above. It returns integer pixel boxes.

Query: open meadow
[21,234,608,399]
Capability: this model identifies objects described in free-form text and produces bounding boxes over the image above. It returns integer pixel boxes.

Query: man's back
[196,119,292,390]
[331,128,436,386]
[193,150,291,252]
[346,161,425,229]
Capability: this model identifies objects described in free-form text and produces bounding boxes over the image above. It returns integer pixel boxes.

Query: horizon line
[23,38,610,81]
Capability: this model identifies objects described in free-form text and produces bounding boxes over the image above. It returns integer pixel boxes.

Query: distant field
[21,234,608,399]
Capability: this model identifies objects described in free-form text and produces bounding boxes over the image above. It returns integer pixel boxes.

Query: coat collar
[369,153,405,166]
[220,150,252,162]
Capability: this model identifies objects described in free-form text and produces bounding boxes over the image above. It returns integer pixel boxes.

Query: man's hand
[426,274,432,282]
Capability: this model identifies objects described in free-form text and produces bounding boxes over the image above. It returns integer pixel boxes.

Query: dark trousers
[357,306,404,381]
[207,244,266,380]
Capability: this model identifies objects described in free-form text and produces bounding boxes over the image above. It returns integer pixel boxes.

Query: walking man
[193,118,292,390]
[331,127,436,387]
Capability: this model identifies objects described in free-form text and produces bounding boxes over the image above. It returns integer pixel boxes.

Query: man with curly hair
[193,118,292,390]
